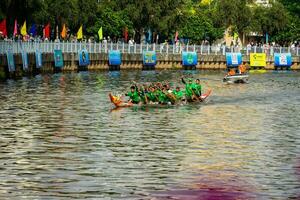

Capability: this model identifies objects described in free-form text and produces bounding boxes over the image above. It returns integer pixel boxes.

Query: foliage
[0,0,299,43]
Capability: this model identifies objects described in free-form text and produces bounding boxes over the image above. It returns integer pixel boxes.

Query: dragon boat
[109,89,212,108]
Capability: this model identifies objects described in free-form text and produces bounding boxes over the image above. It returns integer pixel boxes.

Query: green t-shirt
[173,90,183,100]
[127,91,140,103]
[147,92,157,102]
[158,91,169,103]
[192,83,202,96]
[185,83,193,98]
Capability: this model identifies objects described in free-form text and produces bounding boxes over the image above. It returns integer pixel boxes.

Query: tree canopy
[0,0,299,44]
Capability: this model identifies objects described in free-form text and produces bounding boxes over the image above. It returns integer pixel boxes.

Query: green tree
[250,2,288,41]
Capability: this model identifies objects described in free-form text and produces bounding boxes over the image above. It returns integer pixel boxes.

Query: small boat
[109,89,212,108]
[223,74,249,84]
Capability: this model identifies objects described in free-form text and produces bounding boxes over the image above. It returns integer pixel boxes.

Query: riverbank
[0,52,300,80]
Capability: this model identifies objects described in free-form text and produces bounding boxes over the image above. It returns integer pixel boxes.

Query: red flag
[13,19,18,37]
[123,27,128,42]
[0,19,7,37]
[43,23,50,39]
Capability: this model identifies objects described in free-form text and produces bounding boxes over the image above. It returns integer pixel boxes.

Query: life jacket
[239,65,246,73]
[228,69,236,76]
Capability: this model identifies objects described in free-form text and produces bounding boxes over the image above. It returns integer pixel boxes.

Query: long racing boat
[109,89,212,108]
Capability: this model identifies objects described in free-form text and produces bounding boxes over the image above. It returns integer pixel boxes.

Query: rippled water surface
[1,70,300,199]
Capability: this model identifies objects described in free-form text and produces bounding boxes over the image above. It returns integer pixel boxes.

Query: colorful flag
[77,25,83,40]
[174,31,178,42]
[147,28,152,43]
[21,21,27,36]
[61,24,67,39]
[29,23,37,36]
[98,26,103,40]
[13,19,18,37]
[123,27,128,42]
[43,23,50,39]
[0,19,7,37]
[234,32,239,40]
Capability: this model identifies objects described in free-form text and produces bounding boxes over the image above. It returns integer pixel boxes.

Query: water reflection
[0,70,300,199]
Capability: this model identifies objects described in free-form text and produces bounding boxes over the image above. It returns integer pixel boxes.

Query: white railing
[0,41,299,56]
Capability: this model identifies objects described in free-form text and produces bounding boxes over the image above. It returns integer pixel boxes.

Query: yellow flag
[98,27,103,40]
[61,24,67,39]
[77,25,83,40]
[21,21,27,36]
[234,32,239,40]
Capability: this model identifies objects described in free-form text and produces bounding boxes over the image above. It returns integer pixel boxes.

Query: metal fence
[0,41,299,56]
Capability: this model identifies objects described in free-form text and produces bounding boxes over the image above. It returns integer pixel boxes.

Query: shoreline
[1,53,300,80]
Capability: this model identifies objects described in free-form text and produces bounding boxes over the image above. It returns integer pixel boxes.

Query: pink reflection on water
[154,177,257,200]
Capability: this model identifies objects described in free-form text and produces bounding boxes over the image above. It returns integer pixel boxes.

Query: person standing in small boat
[227,68,236,76]
[238,64,247,74]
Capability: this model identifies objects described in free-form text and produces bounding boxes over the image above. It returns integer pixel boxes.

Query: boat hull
[223,74,249,84]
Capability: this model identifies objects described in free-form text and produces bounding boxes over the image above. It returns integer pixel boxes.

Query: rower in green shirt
[158,88,169,104]
[182,78,193,102]
[173,86,184,101]
[126,86,141,104]
[146,87,158,103]
[193,79,202,97]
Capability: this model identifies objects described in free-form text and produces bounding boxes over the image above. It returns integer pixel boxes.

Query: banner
[21,51,28,70]
[0,19,7,37]
[29,24,37,36]
[43,23,50,39]
[35,50,42,68]
[274,53,292,67]
[21,21,27,36]
[13,19,18,37]
[77,25,83,40]
[143,51,156,66]
[226,53,242,67]
[78,49,90,66]
[250,53,266,67]
[6,51,15,72]
[61,24,67,39]
[54,49,63,68]
[182,52,197,66]
[98,27,103,40]
[108,50,121,66]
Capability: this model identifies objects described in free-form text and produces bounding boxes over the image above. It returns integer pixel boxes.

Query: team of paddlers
[125,78,203,105]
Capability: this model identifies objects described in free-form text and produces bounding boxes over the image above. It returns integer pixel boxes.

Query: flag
[123,27,128,42]
[29,23,37,36]
[233,32,239,40]
[43,23,50,39]
[13,19,18,37]
[61,24,67,39]
[21,21,27,36]
[0,19,7,37]
[265,33,269,44]
[147,28,152,43]
[98,26,103,40]
[77,25,83,40]
[174,31,178,42]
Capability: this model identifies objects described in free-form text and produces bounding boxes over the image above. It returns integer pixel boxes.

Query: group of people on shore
[125,78,202,105]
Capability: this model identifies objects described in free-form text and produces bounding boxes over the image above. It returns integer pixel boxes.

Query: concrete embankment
[0,53,300,80]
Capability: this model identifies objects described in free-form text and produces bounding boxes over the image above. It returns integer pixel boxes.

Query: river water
[0,70,300,199]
